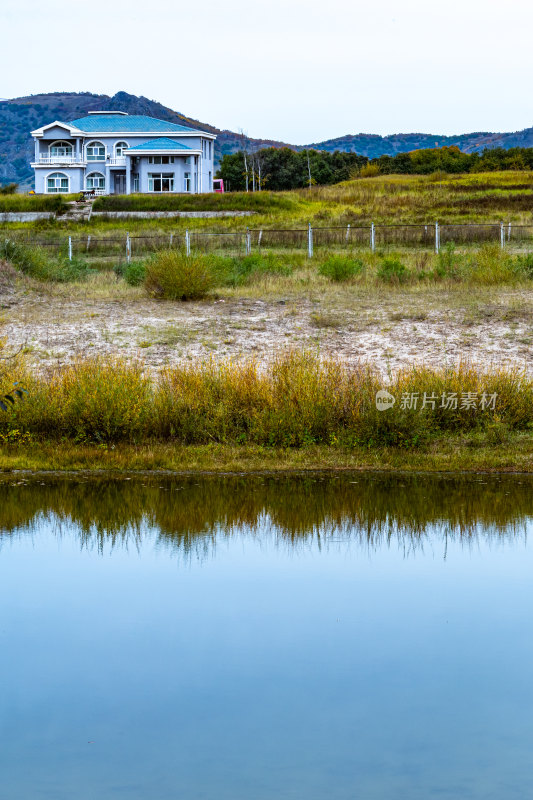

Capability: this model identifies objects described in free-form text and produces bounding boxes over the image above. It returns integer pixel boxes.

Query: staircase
[61,199,94,223]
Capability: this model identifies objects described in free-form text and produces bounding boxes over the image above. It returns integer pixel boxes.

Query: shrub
[359,164,381,178]
[434,243,462,280]
[1,239,92,282]
[467,245,517,285]
[144,251,215,300]
[513,252,533,279]
[0,183,18,195]
[122,260,146,287]
[319,255,364,282]
[377,257,408,283]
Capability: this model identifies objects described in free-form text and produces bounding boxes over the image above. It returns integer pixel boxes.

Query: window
[50,141,73,158]
[46,172,69,193]
[209,140,212,159]
[209,170,212,186]
[132,174,139,192]
[115,141,128,157]
[148,155,174,164]
[148,173,174,192]
[184,172,191,192]
[86,172,105,190]
[86,141,106,161]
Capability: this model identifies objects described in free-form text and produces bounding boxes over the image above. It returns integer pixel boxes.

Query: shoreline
[1,438,532,475]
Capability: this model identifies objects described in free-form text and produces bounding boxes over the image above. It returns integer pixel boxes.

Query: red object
[213,178,224,193]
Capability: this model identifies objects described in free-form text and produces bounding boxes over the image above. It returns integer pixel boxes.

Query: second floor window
[148,156,175,164]
[50,141,73,158]
[86,141,105,161]
[115,141,128,157]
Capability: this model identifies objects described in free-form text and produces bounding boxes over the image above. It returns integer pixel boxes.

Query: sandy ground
[2,274,532,375]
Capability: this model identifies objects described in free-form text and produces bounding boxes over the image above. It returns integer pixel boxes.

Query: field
[1,171,533,472]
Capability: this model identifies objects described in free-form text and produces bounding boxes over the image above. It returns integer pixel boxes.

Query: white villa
[30,111,216,194]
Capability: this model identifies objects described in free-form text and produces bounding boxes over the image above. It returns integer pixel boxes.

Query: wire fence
[4,222,533,262]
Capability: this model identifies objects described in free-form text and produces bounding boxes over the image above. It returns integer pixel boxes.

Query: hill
[1,90,533,187]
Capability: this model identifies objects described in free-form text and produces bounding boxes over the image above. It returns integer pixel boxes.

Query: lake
[1,473,532,800]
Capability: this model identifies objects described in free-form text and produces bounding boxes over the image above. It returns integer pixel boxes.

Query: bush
[1,239,92,282]
[467,245,517,285]
[0,183,18,195]
[513,253,533,279]
[434,243,462,280]
[319,255,364,282]
[122,260,146,287]
[359,164,381,178]
[377,257,408,283]
[224,253,292,286]
[144,251,215,300]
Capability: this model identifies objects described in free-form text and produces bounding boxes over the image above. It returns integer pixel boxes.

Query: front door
[114,173,126,194]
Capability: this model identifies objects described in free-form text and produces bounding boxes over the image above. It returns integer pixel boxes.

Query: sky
[2,0,533,144]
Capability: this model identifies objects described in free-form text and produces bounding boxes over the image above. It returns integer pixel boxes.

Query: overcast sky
[2,0,533,143]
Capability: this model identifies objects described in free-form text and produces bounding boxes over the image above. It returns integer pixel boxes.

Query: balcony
[108,157,127,167]
[34,155,86,165]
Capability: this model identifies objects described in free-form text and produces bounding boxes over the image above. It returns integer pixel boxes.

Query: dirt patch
[3,281,533,376]
[0,260,19,309]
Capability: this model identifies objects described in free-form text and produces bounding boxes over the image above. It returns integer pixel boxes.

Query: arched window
[115,141,128,157]
[50,141,73,158]
[46,172,69,193]
[86,172,105,190]
[86,141,106,161]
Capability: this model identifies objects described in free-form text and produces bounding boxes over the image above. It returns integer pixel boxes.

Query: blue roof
[126,137,194,152]
[68,114,204,134]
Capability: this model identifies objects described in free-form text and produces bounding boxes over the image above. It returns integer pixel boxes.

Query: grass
[0,436,533,474]
[1,348,532,448]
[0,194,67,213]
[5,172,533,241]
[5,240,533,291]
[93,191,298,213]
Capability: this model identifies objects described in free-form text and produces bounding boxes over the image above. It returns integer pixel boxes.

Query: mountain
[0,91,289,188]
[1,90,533,188]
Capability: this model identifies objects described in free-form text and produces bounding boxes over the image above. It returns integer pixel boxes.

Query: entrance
[114,173,126,194]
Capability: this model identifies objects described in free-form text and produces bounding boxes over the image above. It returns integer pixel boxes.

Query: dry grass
[1,349,532,448]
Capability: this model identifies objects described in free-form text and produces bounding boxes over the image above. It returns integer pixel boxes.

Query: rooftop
[126,137,195,152]
[69,114,207,134]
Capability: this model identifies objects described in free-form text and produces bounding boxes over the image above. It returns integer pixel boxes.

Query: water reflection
[0,473,531,557]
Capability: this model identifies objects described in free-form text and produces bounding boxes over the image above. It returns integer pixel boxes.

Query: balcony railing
[108,157,127,166]
[36,155,85,164]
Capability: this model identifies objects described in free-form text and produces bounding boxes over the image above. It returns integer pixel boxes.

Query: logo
[375,390,396,411]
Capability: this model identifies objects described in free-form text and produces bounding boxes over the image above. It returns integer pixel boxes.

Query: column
[75,138,81,161]
[105,166,111,195]
[34,139,39,162]
[125,156,131,194]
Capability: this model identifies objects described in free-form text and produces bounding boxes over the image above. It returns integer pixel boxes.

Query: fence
[4,222,533,262]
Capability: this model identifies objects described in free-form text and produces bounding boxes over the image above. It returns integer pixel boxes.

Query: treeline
[217,146,533,190]
[218,148,367,191]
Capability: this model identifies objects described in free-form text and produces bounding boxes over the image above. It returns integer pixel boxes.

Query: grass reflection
[0,474,531,557]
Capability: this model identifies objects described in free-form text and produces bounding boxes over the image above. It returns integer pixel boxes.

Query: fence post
[169,232,173,249]
[246,227,251,256]
[68,236,72,262]
[508,221,512,242]
[86,234,91,252]
[126,232,131,263]
[346,223,351,243]
[258,230,263,248]
[308,222,313,258]
[185,229,191,257]
[371,222,375,253]
[500,222,505,250]
[435,222,440,255]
